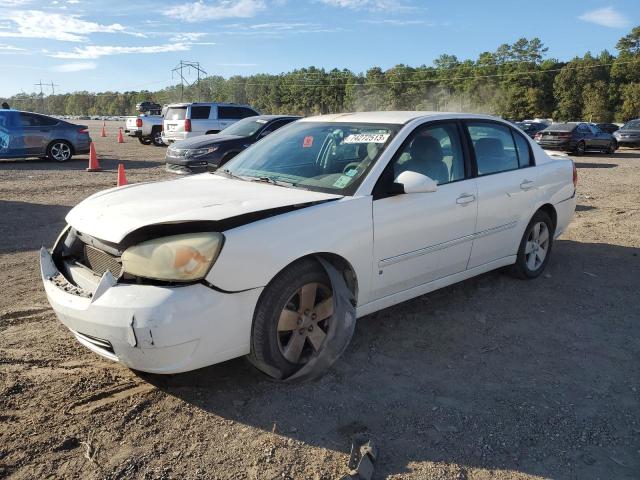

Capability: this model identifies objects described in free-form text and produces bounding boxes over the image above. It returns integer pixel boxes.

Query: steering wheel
[342,162,361,175]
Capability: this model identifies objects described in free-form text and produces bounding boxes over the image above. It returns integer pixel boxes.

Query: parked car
[124,113,164,146]
[516,121,547,139]
[596,123,619,134]
[40,112,576,379]
[613,119,640,147]
[0,110,90,162]
[534,122,617,155]
[165,115,300,174]
[161,102,259,145]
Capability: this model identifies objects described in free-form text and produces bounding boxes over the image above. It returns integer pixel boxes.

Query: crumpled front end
[40,226,262,374]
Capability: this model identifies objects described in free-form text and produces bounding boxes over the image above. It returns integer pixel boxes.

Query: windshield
[221,121,399,194]
[622,120,640,130]
[221,117,268,137]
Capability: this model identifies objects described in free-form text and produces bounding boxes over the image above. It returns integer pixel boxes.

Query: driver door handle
[520,179,536,191]
[456,193,476,205]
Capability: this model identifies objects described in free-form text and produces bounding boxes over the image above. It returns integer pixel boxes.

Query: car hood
[66,174,342,243]
[617,128,640,134]
[170,134,243,149]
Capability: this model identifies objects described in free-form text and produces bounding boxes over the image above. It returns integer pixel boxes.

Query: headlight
[189,146,219,157]
[121,232,224,282]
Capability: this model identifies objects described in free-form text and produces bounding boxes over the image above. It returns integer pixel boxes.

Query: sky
[0,0,637,97]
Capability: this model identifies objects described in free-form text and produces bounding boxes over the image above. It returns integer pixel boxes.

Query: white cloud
[0,43,26,53]
[169,32,208,42]
[0,10,125,42]
[52,61,97,72]
[360,19,429,25]
[164,0,266,22]
[578,6,630,28]
[4,0,32,5]
[49,43,196,59]
[67,0,81,3]
[319,0,407,11]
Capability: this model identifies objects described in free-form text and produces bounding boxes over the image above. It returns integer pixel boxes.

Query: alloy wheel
[50,142,71,162]
[524,221,549,271]
[276,282,333,364]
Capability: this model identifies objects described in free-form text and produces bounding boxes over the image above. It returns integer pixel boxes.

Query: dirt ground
[1,120,639,480]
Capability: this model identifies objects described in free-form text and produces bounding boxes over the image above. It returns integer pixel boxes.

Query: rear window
[165,107,187,121]
[190,106,211,119]
[545,123,576,132]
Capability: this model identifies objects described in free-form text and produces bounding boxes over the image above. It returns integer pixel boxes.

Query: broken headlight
[121,232,224,282]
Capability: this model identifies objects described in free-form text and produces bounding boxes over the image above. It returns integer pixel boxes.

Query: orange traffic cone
[86,143,101,172]
[117,127,124,143]
[117,163,128,186]
[100,121,107,137]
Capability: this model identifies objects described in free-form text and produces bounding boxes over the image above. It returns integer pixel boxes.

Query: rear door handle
[456,193,476,205]
[520,180,536,190]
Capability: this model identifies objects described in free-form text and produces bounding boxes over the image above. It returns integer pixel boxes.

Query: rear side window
[165,107,186,120]
[466,122,519,175]
[190,106,211,120]
[18,113,57,127]
[218,106,257,120]
[513,131,532,167]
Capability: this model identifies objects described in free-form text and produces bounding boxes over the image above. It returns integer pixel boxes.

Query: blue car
[0,110,91,162]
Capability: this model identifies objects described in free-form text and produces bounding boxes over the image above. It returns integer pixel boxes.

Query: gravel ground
[1,120,639,479]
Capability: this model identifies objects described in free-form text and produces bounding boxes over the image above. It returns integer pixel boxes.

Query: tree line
[3,26,639,122]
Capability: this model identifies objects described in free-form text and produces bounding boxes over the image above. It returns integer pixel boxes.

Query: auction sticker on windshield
[303,136,314,148]
[344,133,390,144]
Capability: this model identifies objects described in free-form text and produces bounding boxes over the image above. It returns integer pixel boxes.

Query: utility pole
[171,60,207,102]
[48,81,59,114]
[34,80,46,112]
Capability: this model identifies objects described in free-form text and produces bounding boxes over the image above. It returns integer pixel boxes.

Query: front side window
[466,122,519,175]
[190,106,211,120]
[622,120,640,130]
[391,122,465,185]
[222,122,399,194]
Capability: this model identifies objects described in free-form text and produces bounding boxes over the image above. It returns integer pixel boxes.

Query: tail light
[572,160,578,188]
[558,133,571,139]
[78,127,89,134]
[136,118,142,128]
[184,119,192,132]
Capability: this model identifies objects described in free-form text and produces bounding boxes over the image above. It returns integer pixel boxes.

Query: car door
[217,106,238,131]
[465,121,539,269]
[588,124,609,148]
[17,112,52,155]
[575,123,593,149]
[189,105,212,135]
[371,121,477,300]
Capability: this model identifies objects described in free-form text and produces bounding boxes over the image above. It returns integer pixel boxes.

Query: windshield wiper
[252,176,295,188]
[215,168,247,181]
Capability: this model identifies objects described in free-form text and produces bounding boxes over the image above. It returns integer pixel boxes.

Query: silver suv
[161,102,259,144]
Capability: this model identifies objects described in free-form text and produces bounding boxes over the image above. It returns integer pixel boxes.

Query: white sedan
[41,112,577,380]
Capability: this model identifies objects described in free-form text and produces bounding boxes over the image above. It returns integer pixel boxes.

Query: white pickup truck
[124,114,164,146]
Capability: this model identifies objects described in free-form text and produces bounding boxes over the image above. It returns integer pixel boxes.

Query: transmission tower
[171,61,207,102]
[34,80,46,112]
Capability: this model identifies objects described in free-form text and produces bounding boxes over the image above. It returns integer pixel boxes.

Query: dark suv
[535,122,617,155]
[166,115,300,174]
[0,110,91,162]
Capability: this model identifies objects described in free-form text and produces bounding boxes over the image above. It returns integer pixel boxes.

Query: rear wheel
[138,136,152,145]
[248,258,335,379]
[151,128,164,147]
[510,210,554,279]
[47,141,73,162]
[575,141,586,156]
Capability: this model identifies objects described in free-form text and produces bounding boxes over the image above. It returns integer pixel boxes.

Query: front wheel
[47,141,73,162]
[138,136,152,145]
[606,141,617,154]
[248,258,336,379]
[574,141,586,156]
[510,211,554,279]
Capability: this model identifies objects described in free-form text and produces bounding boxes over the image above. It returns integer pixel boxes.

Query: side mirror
[395,170,438,194]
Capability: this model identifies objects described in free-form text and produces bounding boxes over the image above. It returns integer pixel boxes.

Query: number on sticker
[344,133,390,144]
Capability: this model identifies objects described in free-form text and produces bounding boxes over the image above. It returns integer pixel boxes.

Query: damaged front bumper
[40,247,262,374]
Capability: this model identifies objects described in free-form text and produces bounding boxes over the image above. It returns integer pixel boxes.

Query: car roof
[300,111,506,125]
[165,102,253,107]
[252,114,301,120]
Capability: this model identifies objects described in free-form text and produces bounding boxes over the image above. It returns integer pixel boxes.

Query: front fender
[206,196,374,305]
